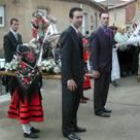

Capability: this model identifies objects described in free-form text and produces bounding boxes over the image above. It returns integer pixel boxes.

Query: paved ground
[0,76,140,140]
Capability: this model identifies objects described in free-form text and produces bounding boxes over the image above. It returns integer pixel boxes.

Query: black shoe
[95,112,110,117]
[121,72,127,77]
[64,133,81,140]
[82,96,90,100]
[24,132,39,139]
[80,99,87,103]
[112,81,119,87]
[31,127,40,133]
[103,108,112,113]
[74,127,86,133]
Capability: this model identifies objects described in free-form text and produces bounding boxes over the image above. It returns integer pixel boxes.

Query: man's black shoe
[103,108,112,113]
[64,133,81,140]
[112,81,119,87]
[31,127,40,133]
[95,112,110,117]
[24,132,39,139]
[74,127,86,133]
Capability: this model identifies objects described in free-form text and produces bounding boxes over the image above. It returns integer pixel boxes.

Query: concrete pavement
[0,76,140,140]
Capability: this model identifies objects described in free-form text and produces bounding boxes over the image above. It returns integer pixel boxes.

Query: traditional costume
[83,50,91,90]
[7,44,44,138]
[111,47,120,85]
[80,38,91,103]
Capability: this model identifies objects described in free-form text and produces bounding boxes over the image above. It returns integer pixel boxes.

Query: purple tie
[104,28,110,36]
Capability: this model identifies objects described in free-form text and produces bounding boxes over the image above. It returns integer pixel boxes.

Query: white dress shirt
[70,24,79,34]
[10,28,18,40]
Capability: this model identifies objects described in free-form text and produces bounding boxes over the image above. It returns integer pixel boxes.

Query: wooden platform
[0,71,93,79]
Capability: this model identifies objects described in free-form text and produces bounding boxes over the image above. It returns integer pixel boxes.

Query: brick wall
[126,2,136,24]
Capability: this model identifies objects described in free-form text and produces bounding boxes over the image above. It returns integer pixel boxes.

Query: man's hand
[93,70,100,79]
[84,75,87,80]
[67,79,77,91]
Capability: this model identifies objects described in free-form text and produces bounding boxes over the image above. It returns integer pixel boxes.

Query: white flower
[53,66,61,74]
[42,67,46,70]
[5,58,18,71]
[41,58,57,73]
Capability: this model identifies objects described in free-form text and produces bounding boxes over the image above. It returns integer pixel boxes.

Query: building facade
[0,0,104,50]
[109,0,136,27]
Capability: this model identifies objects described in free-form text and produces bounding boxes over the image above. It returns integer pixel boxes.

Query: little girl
[7,44,44,139]
[80,37,91,103]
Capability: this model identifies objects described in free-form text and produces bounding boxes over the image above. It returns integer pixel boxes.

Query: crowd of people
[2,6,140,140]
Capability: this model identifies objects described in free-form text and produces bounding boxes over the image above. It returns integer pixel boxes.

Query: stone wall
[0,0,102,51]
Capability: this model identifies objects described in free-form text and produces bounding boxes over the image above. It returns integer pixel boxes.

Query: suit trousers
[62,83,82,136]
[94,71,111,113]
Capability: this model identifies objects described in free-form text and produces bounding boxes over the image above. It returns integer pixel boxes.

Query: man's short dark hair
[10,18,19,25]
[69,7,82,18]
[99,11,109,18]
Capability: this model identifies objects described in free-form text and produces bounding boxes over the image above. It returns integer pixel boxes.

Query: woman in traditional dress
[80,37,91,103]
[109,26,121,87]
[7,44,44,139]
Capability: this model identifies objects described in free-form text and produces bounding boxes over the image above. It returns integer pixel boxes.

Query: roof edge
[109,0,136,10]
[57,0,106,11]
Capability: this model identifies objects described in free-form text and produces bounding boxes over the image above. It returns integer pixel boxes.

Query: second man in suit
[3,18,23,93]
[4,18,22,63]
[90,12,119,118]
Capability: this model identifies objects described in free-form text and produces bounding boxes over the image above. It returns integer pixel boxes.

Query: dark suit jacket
[60,26,84,85]
[90,27,115,72]
[3,31,23,62]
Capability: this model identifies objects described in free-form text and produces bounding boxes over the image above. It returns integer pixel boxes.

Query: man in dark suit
[60,7,86,140]
[90,12,119,117]
[4,18,22,62]
[3,18,22,92]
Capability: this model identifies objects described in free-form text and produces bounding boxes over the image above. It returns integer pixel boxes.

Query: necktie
[76,31,83,59]
[77,31,81,43]
[15,33,18,41]
[77,30,80,37]
[104,28,110,36]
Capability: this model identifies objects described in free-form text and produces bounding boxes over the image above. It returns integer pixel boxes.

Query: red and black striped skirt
[83,75,91,90]
[8,90,44,124]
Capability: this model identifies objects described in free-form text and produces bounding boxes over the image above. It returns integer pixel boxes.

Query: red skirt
[83,75,91,90]
[8,90,44,124]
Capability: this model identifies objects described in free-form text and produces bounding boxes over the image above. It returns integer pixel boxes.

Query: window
[94,13,98,27]
[0,5,5,27]
[114,12,117,21]
[82,12,88,35]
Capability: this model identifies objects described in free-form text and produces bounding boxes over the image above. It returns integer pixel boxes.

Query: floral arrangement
[16,61,40,90]
[56,59,61,67]
[5,57,19,71]
[41,58,61,74]
[4,56,61,74]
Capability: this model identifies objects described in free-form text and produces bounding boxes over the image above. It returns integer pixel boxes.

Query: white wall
[109,7,126,27]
